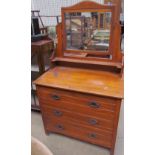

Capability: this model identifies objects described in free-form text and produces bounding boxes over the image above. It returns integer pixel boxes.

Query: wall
[31,0,104,26]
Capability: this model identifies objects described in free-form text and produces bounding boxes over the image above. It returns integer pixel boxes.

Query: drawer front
[37,86,117,121]
[44,117,112,148]
[41,105,114,132]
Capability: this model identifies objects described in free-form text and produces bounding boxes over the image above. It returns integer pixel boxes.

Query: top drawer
[37,86,118,120]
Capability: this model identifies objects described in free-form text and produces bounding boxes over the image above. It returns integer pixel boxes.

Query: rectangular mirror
[65,11,112,53]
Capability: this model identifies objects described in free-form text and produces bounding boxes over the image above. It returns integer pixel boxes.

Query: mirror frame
[61,2,116,59]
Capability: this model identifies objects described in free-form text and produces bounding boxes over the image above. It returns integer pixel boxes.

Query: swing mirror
[65,11,112,52]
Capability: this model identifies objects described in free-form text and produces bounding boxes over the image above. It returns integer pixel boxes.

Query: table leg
[37,48,45,75]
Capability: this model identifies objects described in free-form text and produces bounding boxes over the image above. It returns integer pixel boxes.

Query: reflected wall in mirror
[65,11,112,52]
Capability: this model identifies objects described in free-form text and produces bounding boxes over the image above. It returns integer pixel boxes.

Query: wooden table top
[34,66,124,99]
[31,39,53,46]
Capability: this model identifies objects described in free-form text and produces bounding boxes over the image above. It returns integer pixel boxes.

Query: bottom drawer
[44,117,112,148]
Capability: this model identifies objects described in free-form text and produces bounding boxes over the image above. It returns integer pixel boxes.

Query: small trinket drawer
[36,86,122,149]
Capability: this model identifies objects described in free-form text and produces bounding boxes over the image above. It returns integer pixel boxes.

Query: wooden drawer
[37,86,116,121]
[41,105,114,131]
[44,116,112,148]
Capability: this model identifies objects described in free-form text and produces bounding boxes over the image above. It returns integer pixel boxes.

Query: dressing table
[34,1,124,155]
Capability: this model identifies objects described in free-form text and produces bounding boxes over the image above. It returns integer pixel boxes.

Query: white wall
[31,0,104,26]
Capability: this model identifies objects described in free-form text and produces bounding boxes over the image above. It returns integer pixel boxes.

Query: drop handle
[53,110,63,116]
[88,101,100,108]
[55,124,64,130]
[51,94,60,100]
[88,133,97,139]
[88,119,98,125]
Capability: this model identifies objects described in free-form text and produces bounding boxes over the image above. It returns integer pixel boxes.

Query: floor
[31,102,124,155]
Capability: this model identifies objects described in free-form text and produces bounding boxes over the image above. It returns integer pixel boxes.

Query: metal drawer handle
[51,95,60,100]
[88,101,100,108]
[88,133,97,139]
[55,124,64,130]
[53,110,63,116]
[88,119,98,125]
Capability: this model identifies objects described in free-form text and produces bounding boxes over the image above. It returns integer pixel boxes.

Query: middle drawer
[41,105,114,132]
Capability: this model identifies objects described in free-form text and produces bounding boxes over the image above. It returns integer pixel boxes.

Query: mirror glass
[65,11,112,52]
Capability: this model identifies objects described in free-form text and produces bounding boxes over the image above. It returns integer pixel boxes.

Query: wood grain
[44,116,112,148]
[41,105,114,131]
[34,66,123,99]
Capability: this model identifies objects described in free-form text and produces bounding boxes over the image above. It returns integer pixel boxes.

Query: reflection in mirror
[65,11,112,52]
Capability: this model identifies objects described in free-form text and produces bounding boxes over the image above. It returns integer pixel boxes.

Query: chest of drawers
[34,66,123,155]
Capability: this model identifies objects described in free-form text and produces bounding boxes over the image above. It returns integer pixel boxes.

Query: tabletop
[31,39,53,46]
[34,66,124,99]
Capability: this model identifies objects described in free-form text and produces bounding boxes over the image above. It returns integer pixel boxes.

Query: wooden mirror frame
[62,6,114,57]
[53,1,123,69]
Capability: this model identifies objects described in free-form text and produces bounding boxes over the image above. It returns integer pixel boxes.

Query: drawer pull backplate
[55,124,64,130]
[53,110,63,116]
[88,133,97,138]
[51,95,60,100]
[88,119,98,125]
[88,101,100,108]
